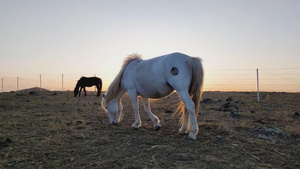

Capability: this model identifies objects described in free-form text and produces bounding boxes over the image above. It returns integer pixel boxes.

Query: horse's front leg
[117,101,123,122]
[83,87,87,96]
[141,97,161,130]
[128,90,141,129]
[79,87,82,97]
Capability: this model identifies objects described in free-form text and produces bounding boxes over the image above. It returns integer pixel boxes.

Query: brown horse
[74,77,102,97]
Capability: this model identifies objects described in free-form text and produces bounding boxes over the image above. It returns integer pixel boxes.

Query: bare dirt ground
[0,90,300,168]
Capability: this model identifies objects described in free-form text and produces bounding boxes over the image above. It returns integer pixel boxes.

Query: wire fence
[205,68,300,92]
[1,68,300,93]
[0,74,115,93]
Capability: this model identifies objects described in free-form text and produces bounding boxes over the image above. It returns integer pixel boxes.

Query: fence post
[1,78,3,93]
[257,69,260,102]
[94,74,96,93]
[62,74,64,93]
[17,77,19,91]
[40,74,42,91]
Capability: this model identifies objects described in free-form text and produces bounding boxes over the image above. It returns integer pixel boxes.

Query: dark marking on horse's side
[171,67,178,75]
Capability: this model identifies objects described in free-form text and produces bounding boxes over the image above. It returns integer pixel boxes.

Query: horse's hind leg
[179,110,189,134]
[176,90,199,140]
[127,90,141,129]
[141,97,161,130]
[96,85,101,96]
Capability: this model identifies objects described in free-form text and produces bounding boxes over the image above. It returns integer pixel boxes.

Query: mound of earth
[18,87,49,93]
[251,126,293,143]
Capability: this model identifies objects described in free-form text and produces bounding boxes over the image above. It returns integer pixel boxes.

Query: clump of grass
[217,118,235,133]
[285,122,300,137]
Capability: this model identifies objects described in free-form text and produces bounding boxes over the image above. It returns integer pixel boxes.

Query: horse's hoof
[112,122,118,126]
[154,125,161,131]
[179,132,186,135]
[186,134,197,140]
[179,128,188,134]
[131,127,139,130]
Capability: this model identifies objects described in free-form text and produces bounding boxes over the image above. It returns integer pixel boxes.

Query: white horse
[101,52,204,140]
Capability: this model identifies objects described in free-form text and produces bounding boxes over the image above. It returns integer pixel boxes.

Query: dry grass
[0,91,300,168]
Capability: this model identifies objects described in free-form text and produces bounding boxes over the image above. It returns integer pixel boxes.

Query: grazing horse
[74,77,102,97]
[101,52,204,140]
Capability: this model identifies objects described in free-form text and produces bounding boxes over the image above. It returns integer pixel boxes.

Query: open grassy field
[0,90,299,168]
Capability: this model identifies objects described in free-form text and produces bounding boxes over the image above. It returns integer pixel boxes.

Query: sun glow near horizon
[1,66,300,93]
[1,1,300,92]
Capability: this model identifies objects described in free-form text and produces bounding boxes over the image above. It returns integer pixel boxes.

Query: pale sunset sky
[1,0,300,91]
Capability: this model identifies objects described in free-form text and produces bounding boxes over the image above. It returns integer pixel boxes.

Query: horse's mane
[105,53,142,102]
[121,53,142,67]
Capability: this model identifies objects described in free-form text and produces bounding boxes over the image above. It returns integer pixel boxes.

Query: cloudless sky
[1,0,300,89]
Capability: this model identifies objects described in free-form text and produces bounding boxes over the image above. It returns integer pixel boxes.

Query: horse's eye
[105,107,108,109]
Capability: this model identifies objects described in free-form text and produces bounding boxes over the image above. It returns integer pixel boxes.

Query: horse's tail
[177,57,204,129]
[99,78,103,92]
[97,78,103,96]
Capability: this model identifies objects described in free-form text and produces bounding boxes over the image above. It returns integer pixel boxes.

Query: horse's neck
[107,88,125,103]
[115,89,126,101]
[75,82,81,89]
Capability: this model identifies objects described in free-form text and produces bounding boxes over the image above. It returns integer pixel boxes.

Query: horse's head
[101,94,121,125]
[74,87,79,97]
[74,82,80,97]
